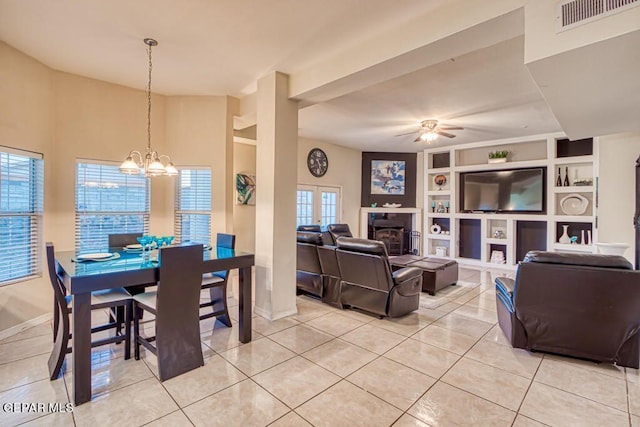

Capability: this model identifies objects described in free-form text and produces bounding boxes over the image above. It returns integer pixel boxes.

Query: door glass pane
[296,190,314,227]
[320,191,337,228]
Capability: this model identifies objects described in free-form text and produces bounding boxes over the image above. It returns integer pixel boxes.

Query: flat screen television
[460,167,546,213]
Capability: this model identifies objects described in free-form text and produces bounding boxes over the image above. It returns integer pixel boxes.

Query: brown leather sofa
[296,232,324,298]
[496,251,640,368]
[297,225,334,246]
[336,237,422,318]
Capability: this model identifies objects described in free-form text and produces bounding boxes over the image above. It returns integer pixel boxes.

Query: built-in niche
[361,152,417,208]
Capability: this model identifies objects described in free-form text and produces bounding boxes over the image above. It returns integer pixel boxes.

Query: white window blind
[76,161,149,253]
[0,148,44,285]
[175,168,211,244]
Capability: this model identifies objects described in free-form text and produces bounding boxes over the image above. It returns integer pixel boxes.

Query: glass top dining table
[55,244,254,406]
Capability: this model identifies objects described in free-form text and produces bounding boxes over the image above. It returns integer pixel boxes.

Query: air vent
[557,0,639,31]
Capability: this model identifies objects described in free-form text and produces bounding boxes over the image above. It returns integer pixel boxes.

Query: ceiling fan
[396,120,463,142]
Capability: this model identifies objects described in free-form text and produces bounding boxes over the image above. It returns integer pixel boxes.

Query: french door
[296,185,341,229]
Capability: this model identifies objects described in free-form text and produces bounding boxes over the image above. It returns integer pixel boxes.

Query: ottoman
[389,256,458,295]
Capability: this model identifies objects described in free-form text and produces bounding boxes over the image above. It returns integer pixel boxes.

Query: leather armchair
[296,232,324,298]
[336,237,422,318]
[496,251,640,368]
[327,224,353,245]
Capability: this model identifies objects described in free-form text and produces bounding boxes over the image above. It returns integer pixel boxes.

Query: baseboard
[254,306,297,321]
[0,313,52,341]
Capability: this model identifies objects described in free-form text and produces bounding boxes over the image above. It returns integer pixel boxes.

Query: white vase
[559,225,571,244]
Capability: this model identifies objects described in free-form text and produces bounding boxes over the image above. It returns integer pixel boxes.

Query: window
[296,185,341,229]
[75,161,149,253]
[0,148,44,285]
[175,168,211,244]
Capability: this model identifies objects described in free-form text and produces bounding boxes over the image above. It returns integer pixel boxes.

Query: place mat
[72,252,121,263]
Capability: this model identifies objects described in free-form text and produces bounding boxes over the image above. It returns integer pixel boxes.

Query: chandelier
[120,38,177,177]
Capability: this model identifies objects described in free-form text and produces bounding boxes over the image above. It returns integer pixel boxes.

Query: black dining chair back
[108,233,143,249]
[46,243,70,374]
[134,244,204,381]
[46,242,132,381]
[199,233,236,327]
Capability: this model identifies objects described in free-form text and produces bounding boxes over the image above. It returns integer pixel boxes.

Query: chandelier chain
[147,41,153,152]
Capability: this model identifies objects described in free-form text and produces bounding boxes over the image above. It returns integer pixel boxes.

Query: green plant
[488,150,509,159]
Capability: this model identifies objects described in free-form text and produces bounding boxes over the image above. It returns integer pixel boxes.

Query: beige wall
[233,143,257,253]
[51,72,169,249]
[297,138,362,234]
[164,96,237,236]
[0,43,238,332]
[0,42,53,331]
[597,132,640,265]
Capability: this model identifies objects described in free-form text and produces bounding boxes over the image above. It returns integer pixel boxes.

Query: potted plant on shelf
[488,150,509,164]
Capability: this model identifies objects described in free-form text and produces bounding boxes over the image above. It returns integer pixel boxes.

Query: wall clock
[307,148,328,177]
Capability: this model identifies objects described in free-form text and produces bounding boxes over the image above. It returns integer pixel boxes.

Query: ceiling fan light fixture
[425,132,438,142]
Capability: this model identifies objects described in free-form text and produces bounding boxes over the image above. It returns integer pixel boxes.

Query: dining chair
[199,233,235,327]
[133,244,205,381]
[107,232,146,328]
[47,242,132,380]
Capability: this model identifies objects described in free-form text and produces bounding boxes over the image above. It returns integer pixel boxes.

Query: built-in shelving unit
[424,133,598,269]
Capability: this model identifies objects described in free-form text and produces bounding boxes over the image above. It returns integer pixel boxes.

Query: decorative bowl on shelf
[433,174,447,188]
[382,203,401,208]
[560,193,588,215]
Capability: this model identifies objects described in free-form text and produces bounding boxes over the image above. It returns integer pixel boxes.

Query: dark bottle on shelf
[556,168,562,187]
[563,166,570,186]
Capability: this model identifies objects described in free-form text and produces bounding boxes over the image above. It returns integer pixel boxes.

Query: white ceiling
[0,0,565,152]
[0,0,447,96]
[298,36,562,152]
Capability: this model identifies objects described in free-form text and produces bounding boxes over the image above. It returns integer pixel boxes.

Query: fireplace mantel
[359,207,422,240]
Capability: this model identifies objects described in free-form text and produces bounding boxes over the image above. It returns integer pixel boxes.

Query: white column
[254,71,298,320]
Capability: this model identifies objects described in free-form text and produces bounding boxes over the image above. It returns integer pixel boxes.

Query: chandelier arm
[129,150,143,164]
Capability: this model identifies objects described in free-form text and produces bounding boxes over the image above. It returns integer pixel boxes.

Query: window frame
[0,146,44,286]
[75,159,150,253]
[174,166,212,245]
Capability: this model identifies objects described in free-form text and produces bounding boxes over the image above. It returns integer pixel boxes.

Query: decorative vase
[587,230,592,246]
[581,230,586,245]
[559,225,571,244]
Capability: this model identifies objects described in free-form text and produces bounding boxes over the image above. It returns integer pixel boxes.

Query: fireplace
[373,219,404,255]
[359,207,422,255]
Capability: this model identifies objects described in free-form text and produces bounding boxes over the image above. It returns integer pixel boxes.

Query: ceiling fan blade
[414,136,422,142]
[395,131,417,137]
[439,126,463,131]
[437,131,456,138]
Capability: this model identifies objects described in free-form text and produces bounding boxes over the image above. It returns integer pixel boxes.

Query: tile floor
[1,267,638,426]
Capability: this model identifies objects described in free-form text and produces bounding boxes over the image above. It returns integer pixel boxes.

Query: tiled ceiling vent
[557,0,638,31]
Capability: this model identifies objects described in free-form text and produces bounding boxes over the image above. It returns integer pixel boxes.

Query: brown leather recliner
[296,231,324,298]
[496,251,640,368]
[327,223,353,245]
[336,237,422,318]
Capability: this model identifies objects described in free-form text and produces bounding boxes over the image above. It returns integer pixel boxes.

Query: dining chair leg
[133,307,140,361]
[48,303,69,380]
[124,301,132,360]
[209,284,232,327]
[52,302,59,342]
